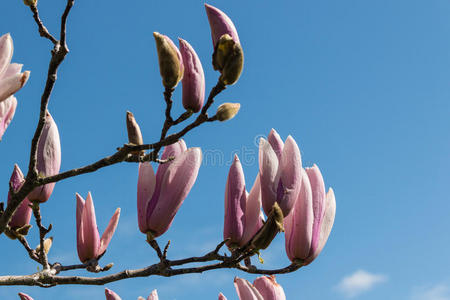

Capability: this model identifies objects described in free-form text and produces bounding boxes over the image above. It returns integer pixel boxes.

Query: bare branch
[28,5,58,44]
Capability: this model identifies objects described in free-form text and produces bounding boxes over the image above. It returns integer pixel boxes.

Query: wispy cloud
[336,269,387,298]
[411,283,450,300]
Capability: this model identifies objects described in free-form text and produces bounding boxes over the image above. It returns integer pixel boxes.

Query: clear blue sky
[1,1,450,299]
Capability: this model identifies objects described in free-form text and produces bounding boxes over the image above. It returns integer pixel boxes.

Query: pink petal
[0,95,17,140]
[147,147,202,237]
[76,193,87,263]
[8,164,32,229]
[241,175,263,245]
[105,288,122,300]
[253,276,286,300]
[223,155,246,246]
[258,138,279,215]
[267,129,284,160]
[137,162,156,233]
[218,293,227,300]
[1,63,22,80]
[305,164,326,256]
[284,169,313,261]
[305,187,336,265]
[27,111,61,203]
[81,192,100,261]
[18,293,34,300]
[147,289,159,300]
[0,33,13,77]
[278,135,302,217]
[234,277,264,300]
[205,4,240,47]
[179,38,205,113]
[98,207,121,256]
[147,140,187,218]
[0,71,30,103]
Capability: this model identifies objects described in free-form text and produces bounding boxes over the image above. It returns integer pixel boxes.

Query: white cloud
[411,283,450,300]
[336,269,388,298]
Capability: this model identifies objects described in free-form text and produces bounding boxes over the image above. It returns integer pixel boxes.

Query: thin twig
[32,203,50,269]
[28,5,58,44]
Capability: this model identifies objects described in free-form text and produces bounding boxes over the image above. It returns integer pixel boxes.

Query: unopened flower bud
[212,34,243,85]
[216,102,240,122]
[36,236,53,254]
[126,111,144,156]
[249,202,284,251]
[153,32,183,89]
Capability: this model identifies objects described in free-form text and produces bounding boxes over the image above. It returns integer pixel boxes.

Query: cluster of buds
[0,33,30,140]
[223,129,336,265]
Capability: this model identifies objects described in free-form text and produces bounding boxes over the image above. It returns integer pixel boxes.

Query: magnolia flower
[138,290,159,300]
[137,140,202,240]
[0,33,30,140]
[233,276,286,300]
[224,155,263,248]
[76,192,120,263]
[7,164,32,229]
[18,293,33,300]
[259,129,302,217]
[284,165,336,265]
[153,32,183,89]
[105,288,121,300]
[27,111,61,203]
[179,38,205,113]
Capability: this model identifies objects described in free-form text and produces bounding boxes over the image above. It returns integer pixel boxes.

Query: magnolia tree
[1,2,336,299]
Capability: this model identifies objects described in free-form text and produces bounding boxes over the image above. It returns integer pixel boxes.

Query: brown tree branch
[0,239,300,287]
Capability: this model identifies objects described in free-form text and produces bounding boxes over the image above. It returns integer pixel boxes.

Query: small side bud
[153,32,183,89]
[126,111,144,156]
[36,237,53,254]
[249,202,284,251]
[216,102,240,121]
[23,0,37,6]
[102,263,114,271]
[213,34,244,85]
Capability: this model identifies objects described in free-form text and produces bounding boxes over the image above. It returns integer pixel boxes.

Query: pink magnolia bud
[204,4,240,47]
[137,140,202,239]
[234,277,264,300]
[7,164,32,229]
[253,275,286,300]
[27,111,61,203]
[147,289,159,300]
[18,293,33,300]
[284,165,336,265]
[178,38,205,113]
[105,288,121,300]
[259,129,302,217]
[218,293,227,300]
[0,33,30,103]
[0,95,17,140]
[224,155,263,248]
[76,192,120,263]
